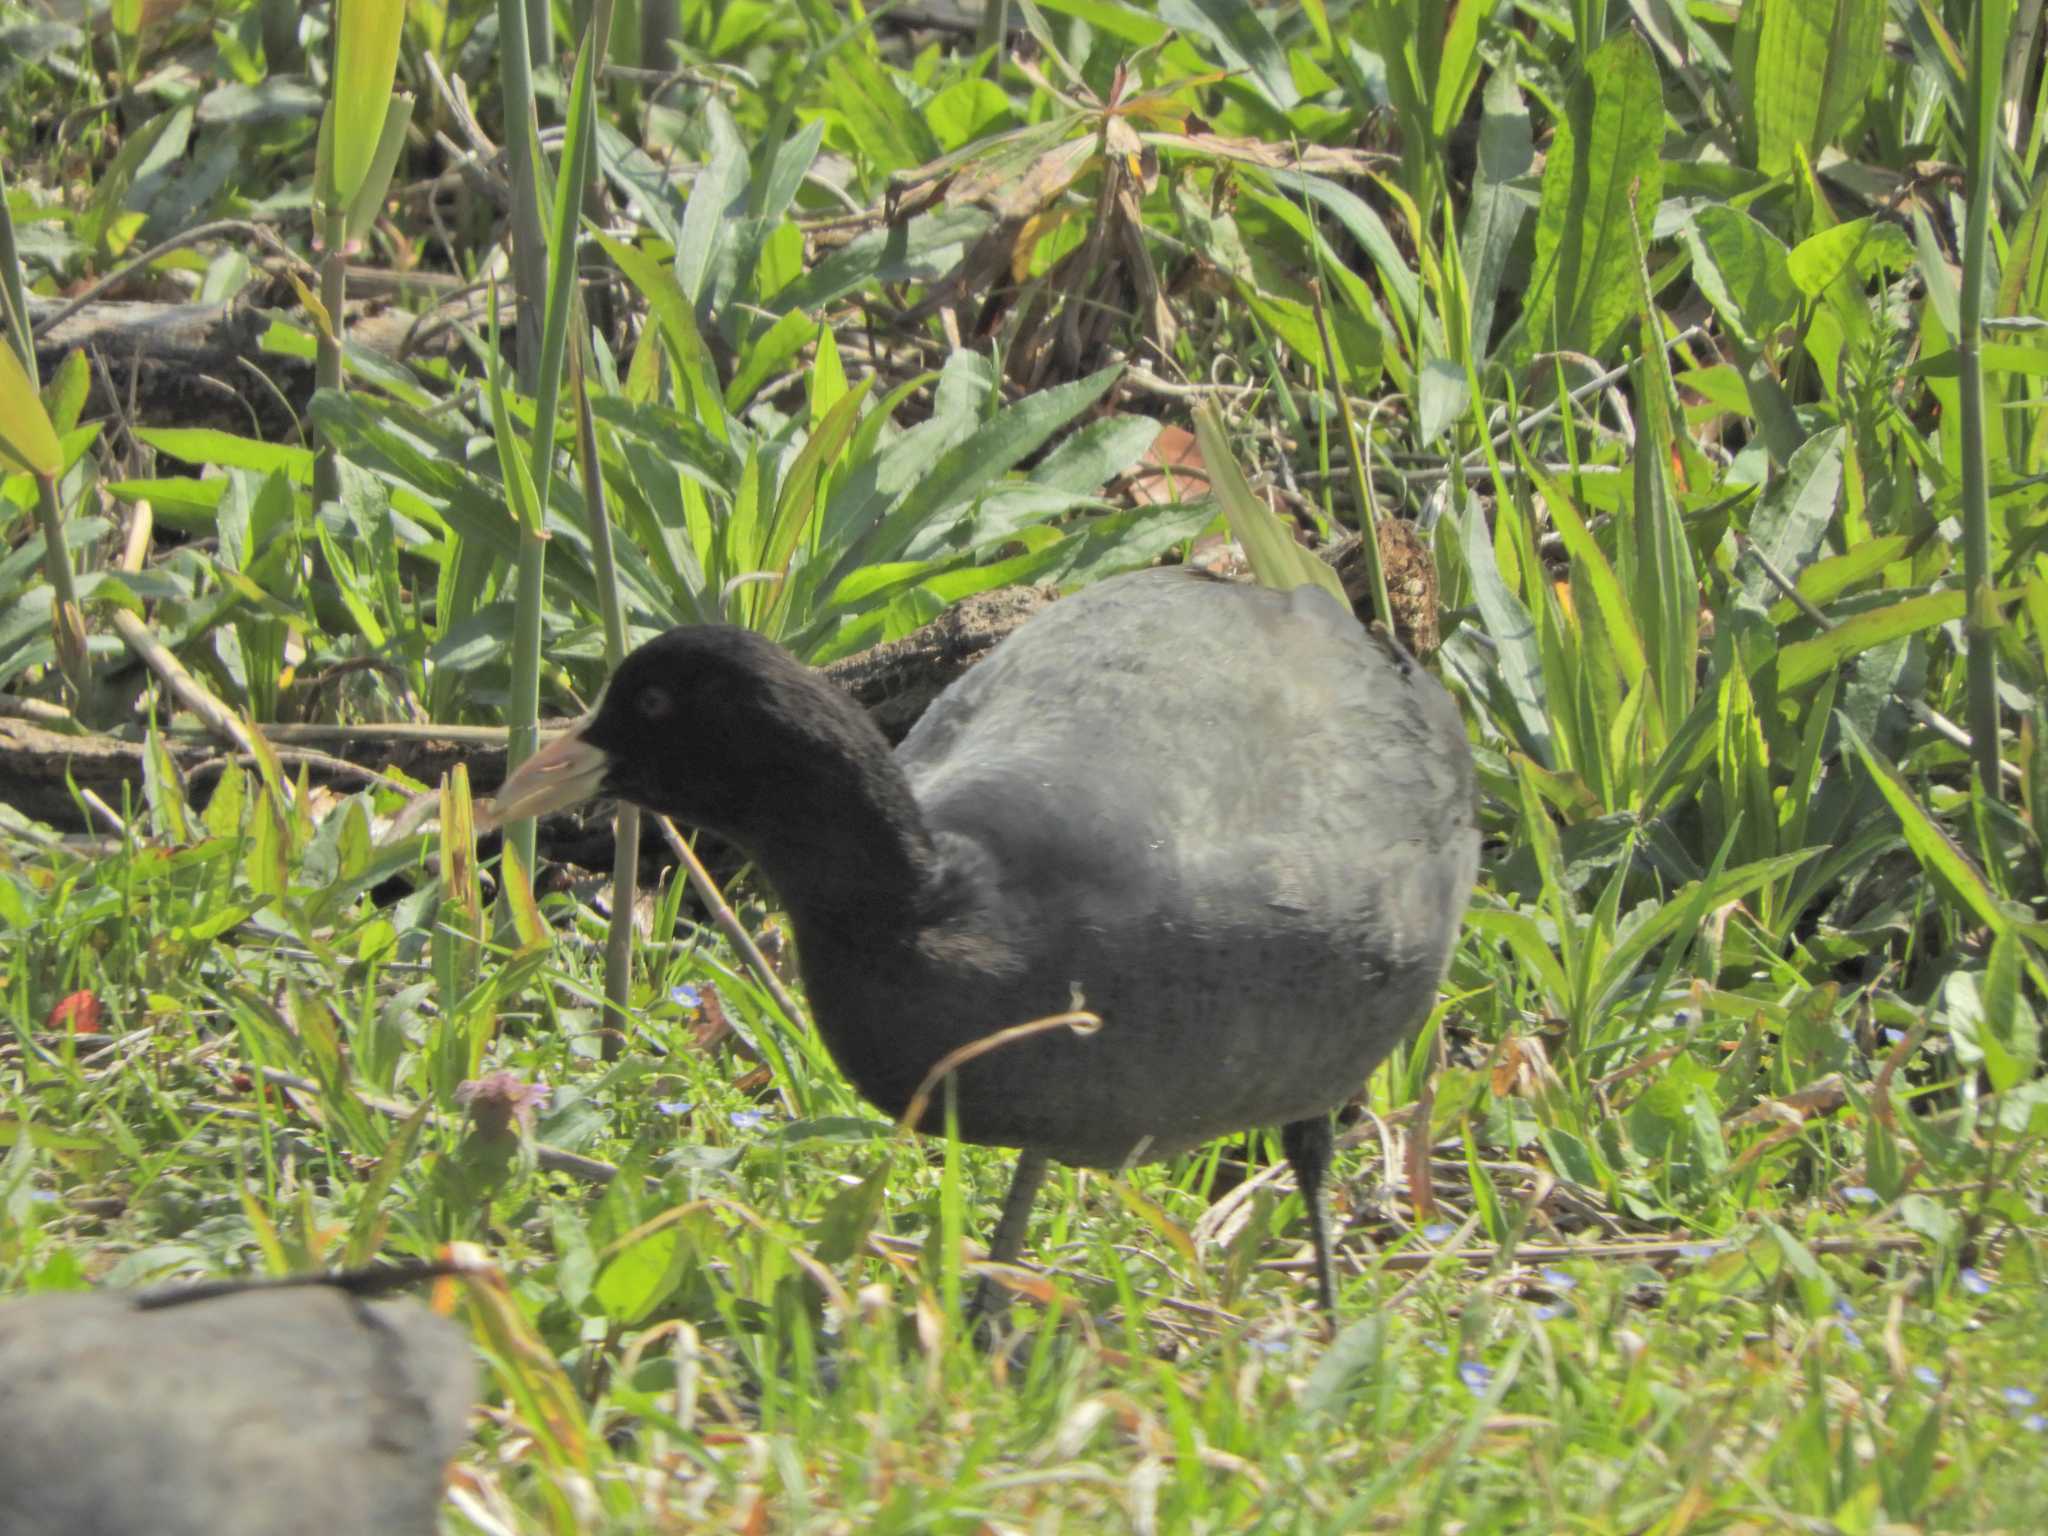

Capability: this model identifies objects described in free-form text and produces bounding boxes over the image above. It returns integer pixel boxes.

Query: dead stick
[109,502,265,765]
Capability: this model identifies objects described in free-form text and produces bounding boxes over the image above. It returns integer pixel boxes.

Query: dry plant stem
[109,502,268,768]
[1310,278,1392,629]
[897,1009,1105,1136]
[866,1234,1246,1330]
[0,693,74,726]
[313,208,348,506]
[1263,1229,1922,1278]
[1405,1040,1439,1222]
[29,219,311,338]
[1469,326,1710,463]
[653,814,808,1030]
[35,472,91,703]
[191,749,417,794]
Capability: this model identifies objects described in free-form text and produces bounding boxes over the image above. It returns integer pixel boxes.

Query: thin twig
[106,501,268,768]
[898,1008,1103,1134]
[653,814,810,1030]
[31,220,311,337]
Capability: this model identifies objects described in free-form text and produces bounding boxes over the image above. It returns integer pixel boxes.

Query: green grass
[3,776,2044,1530]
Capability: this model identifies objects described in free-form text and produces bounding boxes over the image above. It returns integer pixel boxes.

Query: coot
[487,567,1478,1308]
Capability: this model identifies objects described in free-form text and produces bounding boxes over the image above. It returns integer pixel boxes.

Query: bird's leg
[1280,1116,1339,1312]
[967,1149,1051,1326]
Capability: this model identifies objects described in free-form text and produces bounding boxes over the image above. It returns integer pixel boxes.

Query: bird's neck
[741,735,939,937]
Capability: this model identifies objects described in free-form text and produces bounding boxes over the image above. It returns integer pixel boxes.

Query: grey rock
[0,1287,474,1536]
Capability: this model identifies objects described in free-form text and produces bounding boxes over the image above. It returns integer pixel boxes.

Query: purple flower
[1422,1222,1456,1243]
[1961,1268,1992,1295]
[1842,1185,1878,1204]
[1530,1304,1560,1322]
[655,1099,693,1117]
[1540,1266,1576,1290]
[1913,1366,1940,1387]
[455,1072,550,1136]
[1458,1361,1493,1396]
[670,983,702,1009]
[1679,1242,1719,1260]
[1834,1298,1856,1319]
[2024,1414,2046,1433]
[1838,1323,1864,1350]
[729,1109,766,1131]
[2004,1387,2039,1409]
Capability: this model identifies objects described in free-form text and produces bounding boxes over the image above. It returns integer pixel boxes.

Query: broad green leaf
[775,208,991,314]
[0,338,60,476]
[1192,401,1344,603]
[844,364,1126,580]
[343,93,415,241]
[1592,849,1817,1019]
[757,378,877,633]
[1032,0,1169,45]
[1458,495,1553,763]
[1740,427,1842,605]
[594,1225,691,1324]
[1684,205,1798,349]
[1461,65,1535,359]
[136,428,314,479]
[326,0,407,209]
[830,43,940,174]
[1519,32,1663,362]
[1776,591,1969,690]
[1791,534,1912,609]
[1160,0,1299,110]
[1751,0,1884,176]
[676,98,748,307]
[1838,712,2048,986]
[1520,450,1646,689]
[594,232,727,434]
[1786,217,1913,297]
[1625,353,1699,741]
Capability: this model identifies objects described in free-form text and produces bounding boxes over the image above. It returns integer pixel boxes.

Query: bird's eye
[637,686,674,721]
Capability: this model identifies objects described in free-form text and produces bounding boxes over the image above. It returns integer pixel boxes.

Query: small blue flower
[1247,1332,1292,1357]
[1882,1027,1906,1044]
[1913,1365,1940,1387]
[669,983,702,1009]
[2024,1414,2046,1433]
[1458,1361,1493,1396]
[1679,1242,1719,1260]
[1530,1304,1560,1322]
[1424,1339,1447,1357]
[1540,1266,1576,1291]
[1961,1267,1992,1295]
[2004,1387,2039,1409]
[1842,1185,1878,1204]
[728,1109,766,1131]
[1838,1323,1864,1351]
[1834,1298,1856,1319]
[1422,1222,1456,1243]
[654,1099,693,1117]
[29,1190,57,1204]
